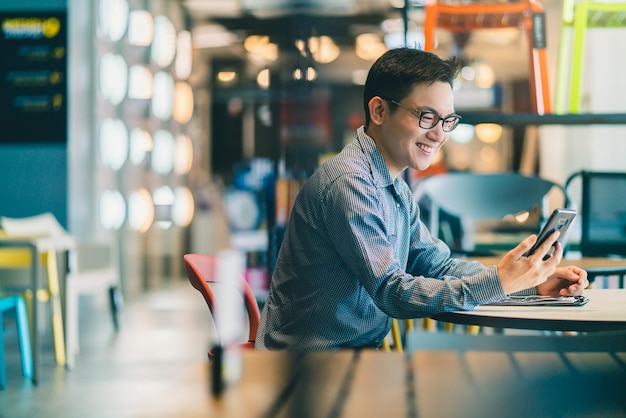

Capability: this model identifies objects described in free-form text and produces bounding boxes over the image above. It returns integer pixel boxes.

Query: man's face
[375,81,456,177]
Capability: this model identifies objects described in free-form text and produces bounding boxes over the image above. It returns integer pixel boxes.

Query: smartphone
[523,208,577,259]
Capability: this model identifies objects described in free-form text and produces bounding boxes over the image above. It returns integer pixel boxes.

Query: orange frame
[423,0,552,114]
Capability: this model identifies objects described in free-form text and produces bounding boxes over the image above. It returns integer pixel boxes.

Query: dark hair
[363,47,461,127]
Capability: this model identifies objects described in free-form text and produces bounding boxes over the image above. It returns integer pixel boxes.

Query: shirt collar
[356,125,395,188]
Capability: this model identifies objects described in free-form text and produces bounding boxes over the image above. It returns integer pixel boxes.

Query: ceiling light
[128,65,153,99]
[173,186,195,227]
[151,15,177,68]
[475,123,503,144]
[128,10,153,46]
[128,188,154,233]
[173,81,194,124]
[151,71,174,120]
[356,33,387,61]
[99,118,128,170]
[292,66,317,82]
[176,30,193,79]
[257,68,270,89]
[99,190,126,230]
[174,134,193,175]
[99,53,128,105]
[309,36,340,64]
[151,130,176,174]
[217,71,237,84]
[98,0,129,42]
[129,128,152,166]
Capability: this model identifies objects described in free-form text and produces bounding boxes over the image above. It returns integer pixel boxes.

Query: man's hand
[537,265,589,297]
[497,232,563,295]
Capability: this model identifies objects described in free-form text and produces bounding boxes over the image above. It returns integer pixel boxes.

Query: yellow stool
[0,245,66,366]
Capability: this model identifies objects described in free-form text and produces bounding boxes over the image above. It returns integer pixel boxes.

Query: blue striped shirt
[256,126,508,350]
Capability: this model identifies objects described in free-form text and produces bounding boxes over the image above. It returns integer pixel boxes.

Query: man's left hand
[537,265,589,297]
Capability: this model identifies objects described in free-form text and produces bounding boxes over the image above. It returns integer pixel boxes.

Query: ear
[367,96,387,126]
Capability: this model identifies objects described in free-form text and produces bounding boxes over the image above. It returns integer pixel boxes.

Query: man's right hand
[496,231,562,295]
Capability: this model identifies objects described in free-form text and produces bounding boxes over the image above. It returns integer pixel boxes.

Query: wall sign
[0,12,67,143]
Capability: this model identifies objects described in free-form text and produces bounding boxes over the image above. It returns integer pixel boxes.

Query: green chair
[555,0,626,113]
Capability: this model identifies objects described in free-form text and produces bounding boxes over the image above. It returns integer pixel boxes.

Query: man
[256,47,588,350]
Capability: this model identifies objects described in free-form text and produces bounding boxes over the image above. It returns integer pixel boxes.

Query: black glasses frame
[386,98,461,132]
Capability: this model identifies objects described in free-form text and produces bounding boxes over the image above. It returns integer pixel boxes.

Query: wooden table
[196,349,626,418]
[431,289,626,332]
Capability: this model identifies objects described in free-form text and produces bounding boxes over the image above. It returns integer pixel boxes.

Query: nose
[426,121,447,142]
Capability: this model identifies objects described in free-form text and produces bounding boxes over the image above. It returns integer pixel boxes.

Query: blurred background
[1,0,625,302]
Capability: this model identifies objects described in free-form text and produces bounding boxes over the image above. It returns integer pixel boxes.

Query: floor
[1,278,218,418]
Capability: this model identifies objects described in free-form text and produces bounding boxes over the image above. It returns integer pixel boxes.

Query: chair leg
[15,297,33,378]
[109,286,123,331]
[391,319,403,352]
[0,313,6,389]
[64,278,78,369]
[555,25,573,114]
[423,4,437,52]
[524,12,551,115]
[570,2,589,113]
[45,250,66,366]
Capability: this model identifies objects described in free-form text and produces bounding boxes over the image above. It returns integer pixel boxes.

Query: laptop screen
[581,172,626,256]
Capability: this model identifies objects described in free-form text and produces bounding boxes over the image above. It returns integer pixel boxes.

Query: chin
[413,160,433,171]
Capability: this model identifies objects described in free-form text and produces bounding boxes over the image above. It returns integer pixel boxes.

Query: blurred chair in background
[0,213,121,369]
[414,172,572,257]
[555,0,626,113]
[65,239,122,369]
[0,294,32,389]
[423,0,551,114]
[0,213,71,367]
[565,170,626,287]
[183,253,260,359]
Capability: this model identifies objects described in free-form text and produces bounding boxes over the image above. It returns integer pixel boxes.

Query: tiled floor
[1,278,218,418]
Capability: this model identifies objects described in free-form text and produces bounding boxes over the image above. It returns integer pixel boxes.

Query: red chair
[183,253,260,359]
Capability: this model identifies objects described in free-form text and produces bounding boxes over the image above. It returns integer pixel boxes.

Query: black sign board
[0,12,67,143]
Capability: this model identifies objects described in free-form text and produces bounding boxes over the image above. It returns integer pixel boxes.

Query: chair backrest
[565,170,626,257]
[183,253,260,354]
[0,212,69,238]
[414,172,572,253]
[423,0,551,114]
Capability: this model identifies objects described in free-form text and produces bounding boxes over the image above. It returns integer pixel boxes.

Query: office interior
[1,0,626,416]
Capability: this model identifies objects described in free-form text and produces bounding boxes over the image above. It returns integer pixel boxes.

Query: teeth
[417,143,433,153]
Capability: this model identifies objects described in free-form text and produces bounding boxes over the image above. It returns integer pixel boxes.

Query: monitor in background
[581,171,626,256]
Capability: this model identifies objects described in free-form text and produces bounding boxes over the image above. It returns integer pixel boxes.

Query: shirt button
[396,202,400,208]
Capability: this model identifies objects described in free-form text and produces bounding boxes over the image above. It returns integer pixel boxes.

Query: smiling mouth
[417,143,434,154]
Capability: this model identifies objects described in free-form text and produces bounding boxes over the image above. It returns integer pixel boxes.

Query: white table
[432,289,626,332]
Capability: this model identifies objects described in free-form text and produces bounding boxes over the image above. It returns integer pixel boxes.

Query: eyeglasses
[387,99,461,132]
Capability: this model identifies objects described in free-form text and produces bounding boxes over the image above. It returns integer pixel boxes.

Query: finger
[533,230,560,261]
[550,241,564,263]
[509,234,538,259]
